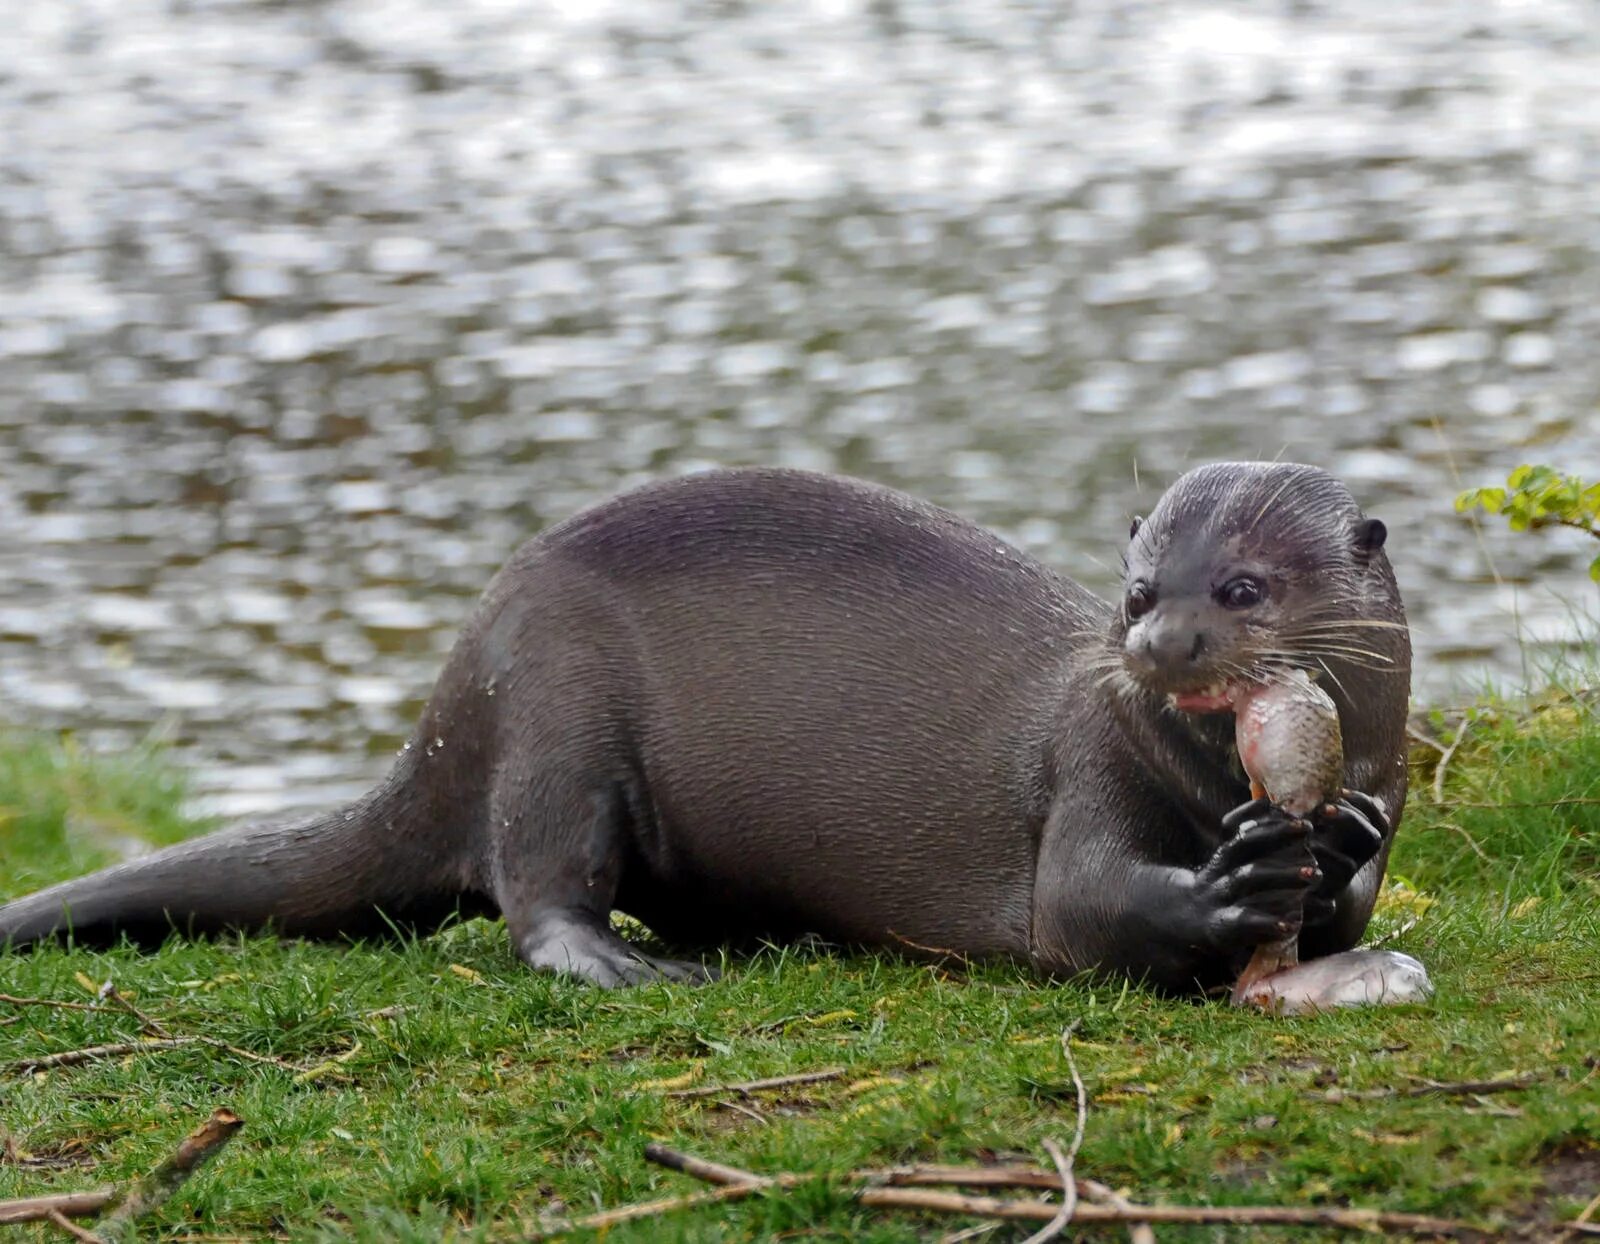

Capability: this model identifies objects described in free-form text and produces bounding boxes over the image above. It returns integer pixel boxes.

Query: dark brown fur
[0,465,1410,990]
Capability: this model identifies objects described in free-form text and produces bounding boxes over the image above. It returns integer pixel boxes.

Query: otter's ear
[1353,517,1387,561]
[1129,515,1143,541]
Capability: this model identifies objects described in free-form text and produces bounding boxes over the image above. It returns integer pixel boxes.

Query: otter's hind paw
[514,909,715,988]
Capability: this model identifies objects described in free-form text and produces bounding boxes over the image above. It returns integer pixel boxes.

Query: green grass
[2,695,1597,1242]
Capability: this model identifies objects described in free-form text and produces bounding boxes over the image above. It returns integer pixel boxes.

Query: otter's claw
[515,909,716,988]
[1302,792,1390,922]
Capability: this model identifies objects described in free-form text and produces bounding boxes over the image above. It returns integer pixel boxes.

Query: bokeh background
[2,0,1598,819]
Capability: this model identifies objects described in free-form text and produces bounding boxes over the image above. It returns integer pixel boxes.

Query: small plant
[1456,464,1600,581]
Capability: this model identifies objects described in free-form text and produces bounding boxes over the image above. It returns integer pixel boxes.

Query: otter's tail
[0,772,482,950]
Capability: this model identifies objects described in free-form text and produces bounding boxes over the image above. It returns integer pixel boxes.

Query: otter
[0,464,1410,992]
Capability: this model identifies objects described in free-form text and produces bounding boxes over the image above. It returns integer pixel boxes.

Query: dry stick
[1080,1179,1157,1244]
[1362,915,1422,950]
[887,928,973,965]
[7,1038,198,1075]
[1018,1023,1087,1244]
[0,1190,117,1226]
[99,1108,244,1231]
[533,1179,772,1233]
[193,1037,304,1073]
[642,1144,765,1186]
[1,991,301,1073]
[625,1147,1479,1238]
[46,1207,106,1243]
[1568,1189,1600,1235]
[100,983,171,1039]
[1319,1073,1541,1102]
[1431,716,1474,804]
[1405,724,1447,754]
[1442,822,1492,863]
[665,1067,846,1099]
[1019,1138,1075,1244]
[714,1098,769,1125]
[0,993,106,1014]
[536,1169,1482,1238]
[1442,797,1600,809]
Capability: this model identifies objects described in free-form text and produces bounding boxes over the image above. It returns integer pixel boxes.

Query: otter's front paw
[1197,802,1320,952]
[1300,791,1389,926]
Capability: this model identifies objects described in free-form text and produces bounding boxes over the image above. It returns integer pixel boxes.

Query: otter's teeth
[1166,682,1231,709]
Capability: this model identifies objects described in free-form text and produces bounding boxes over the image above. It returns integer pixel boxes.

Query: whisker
[1283,643,1397,665]
[1276,654,1398,674]
[1292,619,1410,633]
[1315,657,1350,700]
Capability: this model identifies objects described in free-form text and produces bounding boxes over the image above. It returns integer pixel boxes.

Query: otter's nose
[1126,614,1210,681]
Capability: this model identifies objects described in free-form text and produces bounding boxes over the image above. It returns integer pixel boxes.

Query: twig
[1406,1074,1541,1097]
[0,1189,116,1226]
[1317,1073,1540,1102]
[46,1209,105,1243]
[534,1179,770,1231]
[553,1146,1485,1239]
[1560,1188,1600,1240]
[1018,1024,1087,1244]
[194,1037,304,1073]
[1442,822,1492,862]
[0,993,106,1014]
[99,983,171,1039]
[1018,1138,1076,1244]
[7,1038,198,1075]
[1406,724,1447,754]
[1080,1179,1157,1244]
[1439,798,1600,810]
[1432,717,1475,804]
[665,1067,846,1099]
[1,990,299,1072]
[713,1099,769,1125]
[643,1144,765,1186]
[534,1167,1483,1237]
[100,1108,244,1230]
[1362,915,1422,950]
[887,928,973,965]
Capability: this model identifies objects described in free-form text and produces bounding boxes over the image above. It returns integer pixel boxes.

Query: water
[2,0,1598,818]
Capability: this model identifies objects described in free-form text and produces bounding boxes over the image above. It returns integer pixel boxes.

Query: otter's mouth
[1167,681,1253,713]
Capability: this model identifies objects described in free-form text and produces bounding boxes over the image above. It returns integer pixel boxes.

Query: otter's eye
[1125,582,1155,620]
[1220,577,1266,609]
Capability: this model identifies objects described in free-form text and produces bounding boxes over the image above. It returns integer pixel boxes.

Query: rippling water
[3,0,1598,817]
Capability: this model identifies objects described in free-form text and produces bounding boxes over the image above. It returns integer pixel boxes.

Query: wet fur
[0,465,1410,991]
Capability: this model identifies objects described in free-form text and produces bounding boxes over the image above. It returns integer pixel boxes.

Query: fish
[1227,669,1432,1014]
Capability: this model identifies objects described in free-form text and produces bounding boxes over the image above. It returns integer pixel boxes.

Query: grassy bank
[2,694,1597,1241]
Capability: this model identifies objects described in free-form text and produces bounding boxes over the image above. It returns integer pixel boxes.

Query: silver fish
[1230,669,1343,1005]
[1230,947,1434,1015]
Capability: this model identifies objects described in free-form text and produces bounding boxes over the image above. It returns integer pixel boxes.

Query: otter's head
[1115,462,1404,713]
